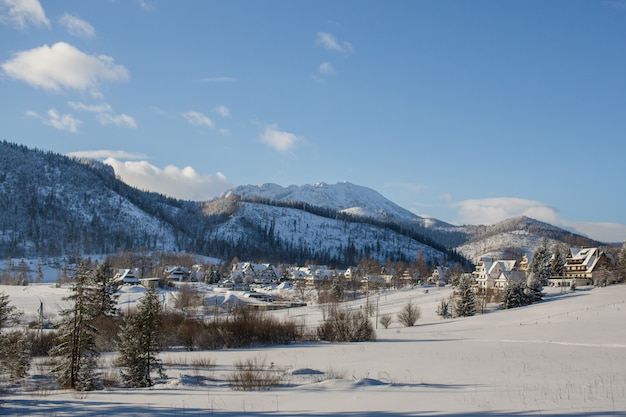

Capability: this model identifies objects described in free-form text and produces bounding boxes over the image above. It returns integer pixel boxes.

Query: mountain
[0,141,601,267]
[457,216,601,262]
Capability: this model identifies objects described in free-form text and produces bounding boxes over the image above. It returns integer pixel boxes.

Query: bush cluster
[160,307,301,351]
[317,304,376,342]
[227,356,281,391]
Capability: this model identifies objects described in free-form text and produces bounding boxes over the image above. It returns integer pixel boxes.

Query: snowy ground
[2,283,626,416]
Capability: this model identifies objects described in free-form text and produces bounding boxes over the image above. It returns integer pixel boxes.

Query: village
[104,245,620,307]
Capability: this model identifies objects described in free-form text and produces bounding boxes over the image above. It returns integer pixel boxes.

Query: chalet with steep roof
[473,257,526,289]
[559,247,616,286]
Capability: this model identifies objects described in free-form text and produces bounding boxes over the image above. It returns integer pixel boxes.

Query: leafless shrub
[26,329,59,357]
[379,313,393,329]
[92,316,121,352]
[317,304,376,342]
[227,356,281,391]
[397,301,421,327]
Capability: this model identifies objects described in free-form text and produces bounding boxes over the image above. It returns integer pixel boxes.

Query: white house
[473,257,526,289]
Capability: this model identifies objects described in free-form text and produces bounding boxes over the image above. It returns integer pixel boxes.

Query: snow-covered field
[2,283,626,416]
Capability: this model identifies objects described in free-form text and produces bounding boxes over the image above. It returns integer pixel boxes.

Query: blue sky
[2,0,626,243]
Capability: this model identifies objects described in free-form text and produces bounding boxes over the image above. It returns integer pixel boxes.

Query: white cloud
[66,150,147,160]
[212,105,231,118]
[452,197,626,243]
[59,13,95,38]
[1,42,129,96]
[319,61,335,75]
[137,0,154,11]
[0,0,49,29]
[26,108,82,133]
[103,158,232,201]
[68,101,137,128]
[316,32,354,54]
[568,221,626,244]
[182,110,214,128]
[454,197,561,226]
[259,124,303,153]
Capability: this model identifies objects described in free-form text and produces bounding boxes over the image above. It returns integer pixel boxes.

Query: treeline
[0,141,470,268]
[235,195,471,268]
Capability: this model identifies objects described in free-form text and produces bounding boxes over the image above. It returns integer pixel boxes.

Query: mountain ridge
[0,141,601,266]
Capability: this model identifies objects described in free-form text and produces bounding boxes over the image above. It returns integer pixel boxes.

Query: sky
[1,0,626,243]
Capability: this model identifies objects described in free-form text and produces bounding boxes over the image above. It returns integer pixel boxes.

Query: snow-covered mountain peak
[224,181,423,223]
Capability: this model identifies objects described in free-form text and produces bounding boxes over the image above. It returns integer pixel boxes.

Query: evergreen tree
[118,286,164,387]
[454,276,476,317]
[619,241,626,283]
[529,238,552,284]
[50,261,100,390]
[0,329,31,378]
[93,258,120,317]
[527,239,553,303]
[525,272,544,303]
[0,291,30,379]
[0,291,18,330]
[330,277,345,302]
[501,281,529,309]
[550,244,566,278]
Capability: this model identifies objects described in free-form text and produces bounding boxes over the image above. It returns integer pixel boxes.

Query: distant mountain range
[0,141,601,266]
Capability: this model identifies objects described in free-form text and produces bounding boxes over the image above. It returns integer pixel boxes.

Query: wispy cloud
[453,197,561,226]
[26,108,81,133]
[103,158,232,201]
[1,42,129,97]
[59,13,95,38]
[318,61,335,75]
[137,0,155,11]
[259,124,303,153]
[182,110,214,128]
[212,105,231,118]
[316,32,354,54]
[66,150,147,160]
[0,0,49,29]
[452,197,626,242]
[68,101,137,128]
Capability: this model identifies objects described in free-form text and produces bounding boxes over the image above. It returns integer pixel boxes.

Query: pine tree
[501,281,529,309]
[619,241,626,283]
[454,276,476,317]
[527,239,552,303]
[0,291,18,330]
[50,261,101,391]
[0,291,30,379]
[550,244,566,278]
[525,272,544,303]
[118,286,164,387]
[93,258,120,317]
[530,238,552,284]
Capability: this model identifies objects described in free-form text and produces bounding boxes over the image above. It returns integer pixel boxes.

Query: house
[556,247,617,287]
[230,262,280,284]
[114,269,140,285]
[473,257,526,289]
[428,266,450,286]
[165,266,191,282]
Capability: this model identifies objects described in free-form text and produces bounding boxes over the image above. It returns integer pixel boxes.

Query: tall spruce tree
[550,244,566,278]
[0,291,30,379]
[50,261,101,390]
[530,238,552,284]
[93,258,120,317]
[501,281,529,309]
[454,276,476,317]
[118,286,164,387]
[527,238,552,302]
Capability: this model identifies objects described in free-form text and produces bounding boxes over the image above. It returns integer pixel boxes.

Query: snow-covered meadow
[2,282,626,416]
